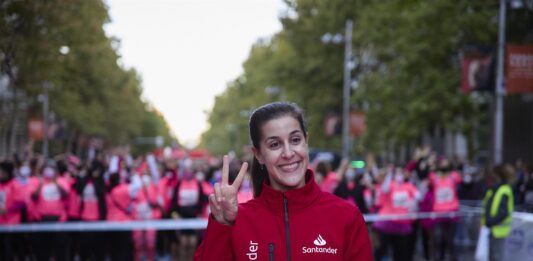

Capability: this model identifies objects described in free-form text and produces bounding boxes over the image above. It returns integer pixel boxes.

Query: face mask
[464,174,473,184]
[142,175,151,186]
[196,172,205,181]
[346,169,356,181]
[43,167,56,179]
[395,173,405,184]
[19,166,31,177]
[362,174,372,185]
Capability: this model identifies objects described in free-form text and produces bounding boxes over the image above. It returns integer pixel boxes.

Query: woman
[194,102,372,260]
[373,167,419,261]
[29,160,70,261]
[75,160,107,261]
[483,164,515,261]
[429,157,462,261]
[333,163,369,214]
[106,171,136,261]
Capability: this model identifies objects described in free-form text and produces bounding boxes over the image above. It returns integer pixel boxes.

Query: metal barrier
[0,207,482,233]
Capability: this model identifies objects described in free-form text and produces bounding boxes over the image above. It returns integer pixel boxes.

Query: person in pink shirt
[11,160,38,260]
[55,158,81,221]
[106,172,135,261]
[158,159,179,216]
[0,160,27,260]
[428,157,462,261]
[334,164,370,214]
[373,167,420,261]
[0,160,24,225]
[315,160,340,193]
[156,158,180,258]
[29,160,70,261]
[131,163,163,261]
[236,174,253,204]
[170,161,208,261]
[76,160,108,260]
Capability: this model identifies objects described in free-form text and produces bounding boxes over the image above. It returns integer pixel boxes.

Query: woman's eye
[291,137,301,144]
[269,142,280,149]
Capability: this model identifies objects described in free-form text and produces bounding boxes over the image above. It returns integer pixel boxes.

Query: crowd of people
[0,145,531,261]
[0,150,253,261]
[317,147,527,261]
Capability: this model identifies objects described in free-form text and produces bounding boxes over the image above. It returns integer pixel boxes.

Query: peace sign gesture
[209,155,248,225]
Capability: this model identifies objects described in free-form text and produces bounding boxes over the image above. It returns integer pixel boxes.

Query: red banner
[507,45,533,94]
[324,113,341,137]
[349,111,366,137]
[461,50,494,93]
[28,119,44,140]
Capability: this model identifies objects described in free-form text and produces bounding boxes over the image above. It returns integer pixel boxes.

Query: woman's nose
[281,145,295,158]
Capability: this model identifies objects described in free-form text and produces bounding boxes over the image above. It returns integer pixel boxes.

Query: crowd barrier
[2,207,533,259]
[0,206,483,233]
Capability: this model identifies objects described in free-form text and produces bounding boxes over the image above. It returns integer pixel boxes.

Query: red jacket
[194,171,373,261]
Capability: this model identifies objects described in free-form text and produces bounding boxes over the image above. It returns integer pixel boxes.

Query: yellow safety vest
[489,184,514,238]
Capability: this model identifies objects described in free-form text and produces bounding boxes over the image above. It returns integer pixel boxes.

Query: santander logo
[303,234,338,255]
[313,234,327,246]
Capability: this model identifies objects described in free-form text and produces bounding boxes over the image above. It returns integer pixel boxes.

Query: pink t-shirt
[32,179,69,221]
[237,189,253,204]
[430,171,462,212]
[378,182,418,224]
[80,181,100,221]
[319,172,339,193]
[133,184,161,220]
[200,181,214,218]
[177,179,201,207]
[158,175,178,213]
[25,177,40,221]
[106,184,132,221]
[0,179,25,224]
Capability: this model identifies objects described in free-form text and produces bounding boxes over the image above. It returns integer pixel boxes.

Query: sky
[104,0,285,148]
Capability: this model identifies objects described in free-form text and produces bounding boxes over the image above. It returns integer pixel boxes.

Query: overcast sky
[104,0,285,148]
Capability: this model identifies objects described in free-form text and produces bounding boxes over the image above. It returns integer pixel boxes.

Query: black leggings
[375,232,412,261]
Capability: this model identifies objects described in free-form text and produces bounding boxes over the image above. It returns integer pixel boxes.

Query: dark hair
[249,102,307,197]
[315,161,331,178]
[0,160,15,182]
[493,164,515,183]
[56,159,68,175]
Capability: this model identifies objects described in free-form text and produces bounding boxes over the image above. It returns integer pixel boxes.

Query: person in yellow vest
[482,164,515,261]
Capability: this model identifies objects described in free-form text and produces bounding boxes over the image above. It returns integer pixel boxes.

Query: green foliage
[200,0,533,157]
[0,0,175,150]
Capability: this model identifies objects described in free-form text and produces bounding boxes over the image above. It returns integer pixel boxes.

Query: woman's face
[254,115,309,192]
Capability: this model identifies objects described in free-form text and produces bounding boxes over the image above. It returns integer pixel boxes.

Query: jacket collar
[259,169,322,215]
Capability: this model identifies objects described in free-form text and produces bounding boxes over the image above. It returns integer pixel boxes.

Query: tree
[0,0,174,156]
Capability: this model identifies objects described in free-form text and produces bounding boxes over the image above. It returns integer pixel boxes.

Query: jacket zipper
[283,195,291,261]
[269,243,274,261]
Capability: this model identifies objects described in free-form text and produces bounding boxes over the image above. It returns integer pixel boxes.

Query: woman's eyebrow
[264,136,279,141]
[290,130,303,135]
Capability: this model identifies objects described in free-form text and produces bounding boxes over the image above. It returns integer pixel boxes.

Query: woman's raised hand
[209,155,248,225]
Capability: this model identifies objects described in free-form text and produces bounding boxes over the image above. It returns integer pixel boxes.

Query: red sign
[324,113,341,137]
[349,111,366,137]
[507,45,533,93]
[28,119,44,140]
[461,51,494,93]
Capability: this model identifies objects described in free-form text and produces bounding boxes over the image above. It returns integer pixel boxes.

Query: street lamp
[322,20,354,159]
[38,82,52,159]
[493,0,528,164]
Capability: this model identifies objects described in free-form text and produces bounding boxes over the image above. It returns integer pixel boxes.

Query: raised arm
[194,155,248,261]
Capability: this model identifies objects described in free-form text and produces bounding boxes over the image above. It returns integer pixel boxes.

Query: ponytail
[251,157,266,198]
